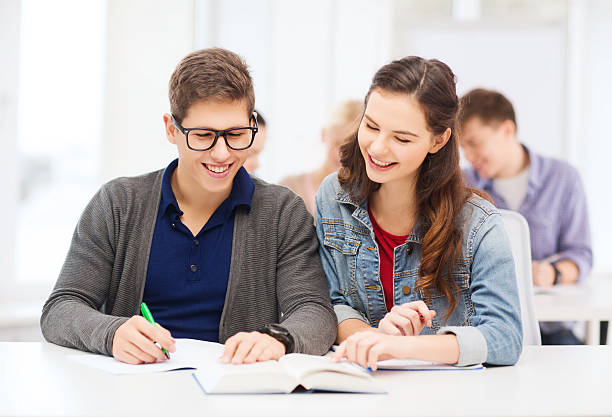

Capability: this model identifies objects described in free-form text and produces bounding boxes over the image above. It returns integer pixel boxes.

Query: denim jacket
[315,174,523,366]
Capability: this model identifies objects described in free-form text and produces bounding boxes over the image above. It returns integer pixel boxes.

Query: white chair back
[499,209,541,345]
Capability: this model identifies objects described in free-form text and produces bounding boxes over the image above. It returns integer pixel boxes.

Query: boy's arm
[274,194,337,356]
[556,169,592,282]
[40,185,128,355]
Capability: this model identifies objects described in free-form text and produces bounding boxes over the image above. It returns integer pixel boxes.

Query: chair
[499,209,542,345]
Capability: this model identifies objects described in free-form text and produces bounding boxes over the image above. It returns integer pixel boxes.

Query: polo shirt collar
[159,159,255,219]
[226,165,255,213]
[160,159,182,216]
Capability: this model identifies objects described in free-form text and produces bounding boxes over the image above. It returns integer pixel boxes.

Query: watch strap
[258,324,295,354]
[551,262,561,285]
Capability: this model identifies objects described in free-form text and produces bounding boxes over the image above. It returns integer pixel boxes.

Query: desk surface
[534,279,612,322]
[1,342,611,417]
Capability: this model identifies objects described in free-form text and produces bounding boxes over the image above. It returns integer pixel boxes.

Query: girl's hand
[332,330,412,370]
[378,301,436,336]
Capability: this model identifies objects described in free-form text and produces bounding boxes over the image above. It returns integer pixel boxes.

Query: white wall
[397,22,567,160]
[0,0,20,296]
[582,0,612,276]
[4,0,612,300]
[101,0,195,181]
[193,0,393,182]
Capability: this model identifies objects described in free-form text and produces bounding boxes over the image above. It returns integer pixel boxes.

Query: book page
[194,359,296,394]
[279,354,385,393]
[67,338,224,375]
[279,354,370,380]
[376,358,484,371]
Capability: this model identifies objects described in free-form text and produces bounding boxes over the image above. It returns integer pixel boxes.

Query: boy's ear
[500,119,516,138]
[163,113,178,145]
[429,127,452,154]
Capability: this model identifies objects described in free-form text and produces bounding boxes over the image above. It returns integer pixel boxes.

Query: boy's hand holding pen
[110,302,176,365]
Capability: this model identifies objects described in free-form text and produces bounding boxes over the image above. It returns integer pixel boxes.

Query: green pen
[140,302,170,359]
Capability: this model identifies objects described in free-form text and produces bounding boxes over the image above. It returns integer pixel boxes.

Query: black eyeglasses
[171,114,258,151]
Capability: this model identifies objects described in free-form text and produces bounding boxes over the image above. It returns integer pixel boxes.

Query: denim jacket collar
[334,186,424,244]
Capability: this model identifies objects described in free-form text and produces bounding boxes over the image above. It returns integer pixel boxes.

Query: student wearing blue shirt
[316,56,523,368]
[457,88,592,345]
[41,48,336,364]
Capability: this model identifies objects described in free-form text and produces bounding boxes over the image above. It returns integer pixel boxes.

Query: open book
[68,338,384,394]
[193,353,385,394]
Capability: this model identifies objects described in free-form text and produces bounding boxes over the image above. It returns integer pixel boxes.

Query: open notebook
[68,338,385,394]
[375,358,484,371]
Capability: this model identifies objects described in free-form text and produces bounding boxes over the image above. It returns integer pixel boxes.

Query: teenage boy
[457,88,592,345]
[41,48,336,364]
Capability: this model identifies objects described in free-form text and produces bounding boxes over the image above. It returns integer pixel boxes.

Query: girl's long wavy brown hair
[338,56,487,321]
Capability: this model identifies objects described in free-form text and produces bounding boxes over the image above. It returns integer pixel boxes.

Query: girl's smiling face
[358,88,447,188]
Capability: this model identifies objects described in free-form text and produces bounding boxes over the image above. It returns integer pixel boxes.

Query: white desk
[1,342,611,417]
[534,279,612,345]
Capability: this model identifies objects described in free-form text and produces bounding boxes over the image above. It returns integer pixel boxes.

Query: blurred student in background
[457,88,592,345]
[243,110,267,173]
[280,99,363,214]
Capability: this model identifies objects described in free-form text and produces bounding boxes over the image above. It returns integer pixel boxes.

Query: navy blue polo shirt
[143,159,254,342]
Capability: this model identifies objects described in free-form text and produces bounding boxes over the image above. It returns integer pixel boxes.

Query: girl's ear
[429,128,451,154]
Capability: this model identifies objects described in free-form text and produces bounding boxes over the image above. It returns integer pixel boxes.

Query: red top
[368,207,410,312]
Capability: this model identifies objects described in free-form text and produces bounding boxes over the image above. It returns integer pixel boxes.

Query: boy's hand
[112,316,176,364]
[532,261,555,287]
[221,331,285,364]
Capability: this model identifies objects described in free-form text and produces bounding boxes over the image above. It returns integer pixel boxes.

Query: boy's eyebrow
[186,121,252,130]
[364,114,419,137]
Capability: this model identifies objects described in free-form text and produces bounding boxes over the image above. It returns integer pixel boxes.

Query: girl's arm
[335,210,523,367]
[333,331,460,369]
[337,318,373,343]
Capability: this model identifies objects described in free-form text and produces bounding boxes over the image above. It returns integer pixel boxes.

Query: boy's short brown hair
[458,88,516,130]
[168,48,254,122]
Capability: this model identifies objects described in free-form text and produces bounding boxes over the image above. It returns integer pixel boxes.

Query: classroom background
[0,0,611,341]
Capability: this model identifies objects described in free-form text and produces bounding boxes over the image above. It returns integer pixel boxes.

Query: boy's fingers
[118,350,144,365]
[244,341,266,363]
[131,332,167,361]
[156,324,176,347]
[126,341,158,363]
[136,320,175,351]
[221,335,240,363]
[232,338,256,364]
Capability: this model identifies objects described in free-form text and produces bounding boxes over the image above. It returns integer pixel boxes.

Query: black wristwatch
[551,262,562,285]
[259,324,295,354]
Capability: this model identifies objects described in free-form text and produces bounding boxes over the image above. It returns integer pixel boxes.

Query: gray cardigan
[41,169,337,356]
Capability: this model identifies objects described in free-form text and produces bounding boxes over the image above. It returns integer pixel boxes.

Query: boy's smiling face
[165,99,252,197]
